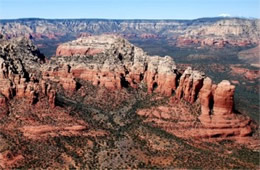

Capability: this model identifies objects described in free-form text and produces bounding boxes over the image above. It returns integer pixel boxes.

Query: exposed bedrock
[175,67,205,103]
[199,78,236,118]
[47,35,179,96]
[0,34,255,139]
[53,35,254,139]
[198,77,214,116]
[0,37,57,108]
[53,35,246,115]
[213,80,235,116]
[1,18,260,49]
[198,78,252,138]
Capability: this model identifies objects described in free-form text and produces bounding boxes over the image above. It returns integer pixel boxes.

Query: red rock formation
[145,56,178,96]
[176,37,199,47]
[56,46,103,56]
[199,79,236,118]
[175,67,205,103]
[0,34,255,142]
[60,77,77,91]
[197,79,253,138]
[0,80,12,99]
[48,35,180,96]
[137,78,253,140]
[199,77,213,116]
[55,36,123,56]
[213,80,235,115]
[0,94,8,116]
[42,35,255,140]
[0,37,56,108]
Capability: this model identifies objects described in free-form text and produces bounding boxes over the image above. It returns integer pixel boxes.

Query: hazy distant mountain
[0,17,259,47]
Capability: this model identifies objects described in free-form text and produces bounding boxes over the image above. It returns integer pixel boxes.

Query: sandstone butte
[0,34,255,140]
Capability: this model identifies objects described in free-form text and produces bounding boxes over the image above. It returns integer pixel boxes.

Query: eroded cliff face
[0,37,56,116]
[48,35,254,139]
[0,34,258,169]
[0,35,256,140]
[175,18,260,47]
[0,18,259,48]
[197,79,252,138]
[46,35,179,97]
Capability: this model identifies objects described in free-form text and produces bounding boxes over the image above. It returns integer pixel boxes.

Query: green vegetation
[130,39,259,122]
[1,38,258,169]
[1,81,259,169]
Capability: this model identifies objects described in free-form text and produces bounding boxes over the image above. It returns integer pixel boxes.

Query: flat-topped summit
[56,34,139,57]
[49,35,177,93]
[64,34,126,46]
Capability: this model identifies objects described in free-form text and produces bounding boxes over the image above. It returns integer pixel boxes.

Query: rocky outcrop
[45,35,179,96]
[52,35,246,111]
[136,76,253,139]
[52,35,254,139]
[198,77,214,116]
[213,80,235,115]
[175,67,205,103]
[56,44,103,56]
[0,37,56,107]
[198,79,236,117]
[0,34,255,140]
[145,56,178,96]
[197,79,253,138]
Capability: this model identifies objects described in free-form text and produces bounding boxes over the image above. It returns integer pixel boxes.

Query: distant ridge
[0,17,259,51]
[0,16,258,22]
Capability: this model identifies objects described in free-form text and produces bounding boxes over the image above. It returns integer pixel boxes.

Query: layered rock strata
[175,67,205,103]
[0,34,255,139]
[1,18,259,48]
[197,79,252,137]
[51,35,253,139]
[0,37,56,111]
[47,35,179,96]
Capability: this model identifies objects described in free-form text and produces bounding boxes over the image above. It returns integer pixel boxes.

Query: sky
[0,0,259,19]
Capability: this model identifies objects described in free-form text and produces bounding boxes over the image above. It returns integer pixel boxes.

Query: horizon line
[0,16,259,21]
